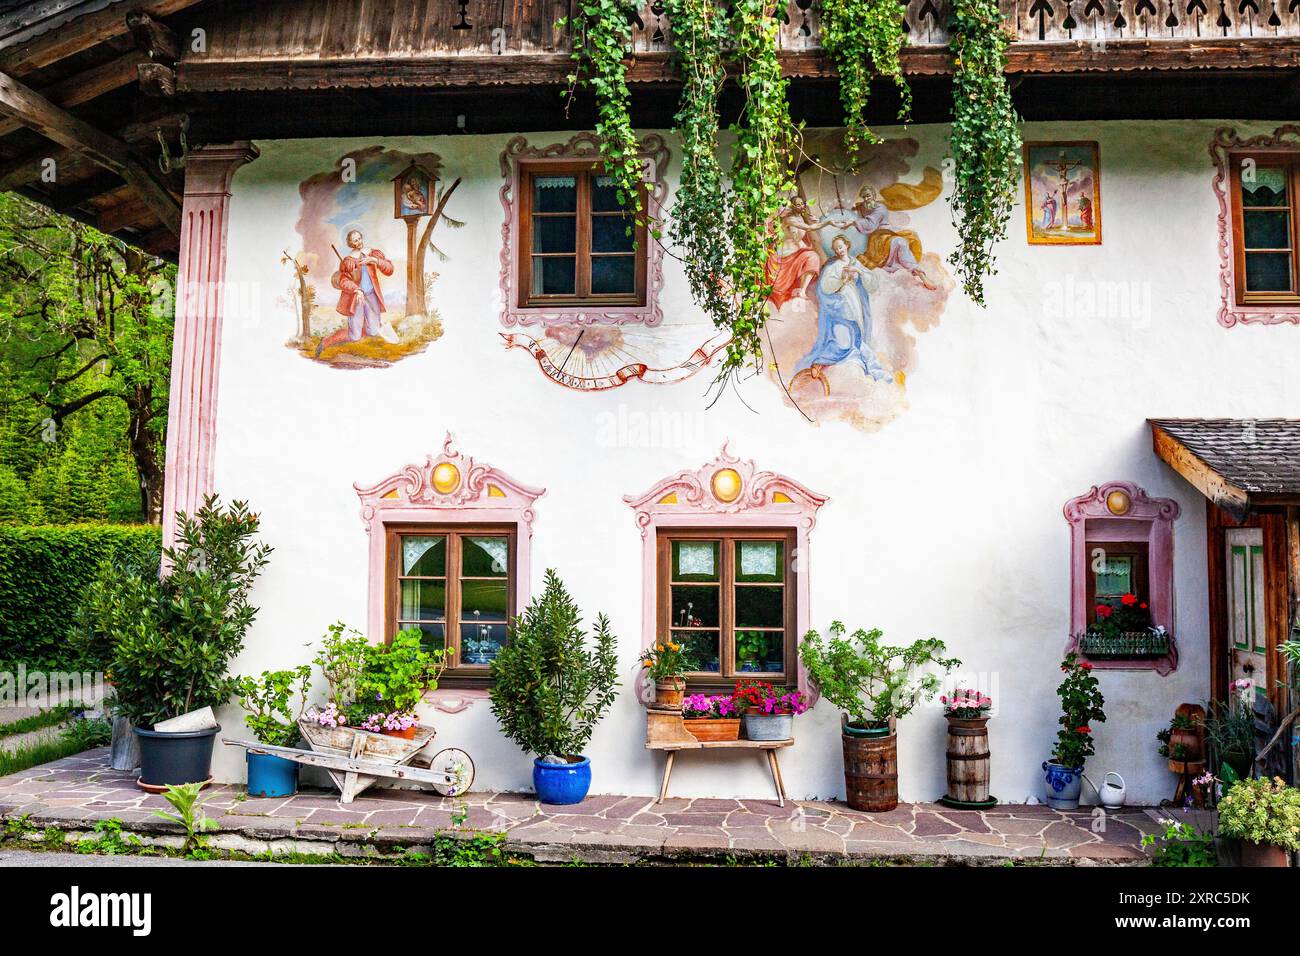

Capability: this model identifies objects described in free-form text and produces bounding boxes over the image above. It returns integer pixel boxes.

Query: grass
[0,702,77,740]
[0,717,111,777]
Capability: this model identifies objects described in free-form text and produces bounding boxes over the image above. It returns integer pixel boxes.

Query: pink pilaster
[161,142,258,547]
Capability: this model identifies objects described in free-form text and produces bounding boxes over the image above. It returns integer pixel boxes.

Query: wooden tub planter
[841,723,898,812]
[939,715,997,809]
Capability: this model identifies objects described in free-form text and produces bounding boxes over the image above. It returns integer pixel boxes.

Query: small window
[1085,541,1150,626]
[656,529,796,691]
[518,162,646,308]
[386,525,515,681]
[1231,155,1300,306]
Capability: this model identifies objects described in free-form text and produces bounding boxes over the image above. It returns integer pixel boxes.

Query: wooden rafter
[1150,422,1252,521]
[0,52,143,138]
[0,0,203,77]
[0,71,179,233]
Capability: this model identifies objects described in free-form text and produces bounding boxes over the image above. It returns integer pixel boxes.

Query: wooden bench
[644,705,792,806]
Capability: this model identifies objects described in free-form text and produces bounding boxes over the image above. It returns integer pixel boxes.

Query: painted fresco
[1023,141,1102,245]
[284,147,463,368]
[762,132,954,432]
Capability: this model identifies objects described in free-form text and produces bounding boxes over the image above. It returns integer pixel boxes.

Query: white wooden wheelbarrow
[223,717,474,804]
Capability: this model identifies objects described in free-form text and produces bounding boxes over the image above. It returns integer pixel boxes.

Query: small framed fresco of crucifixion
[1023,141,1102,245]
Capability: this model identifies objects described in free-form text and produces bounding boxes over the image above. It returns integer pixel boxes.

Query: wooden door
[1225,528,1268,696]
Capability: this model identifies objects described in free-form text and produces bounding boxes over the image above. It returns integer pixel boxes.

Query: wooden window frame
[655,528,797,694]
[1229,152,1300,307]
[384,523,517,689]
[517,160,647,310]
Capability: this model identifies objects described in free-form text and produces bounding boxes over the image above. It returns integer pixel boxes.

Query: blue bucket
[247,751,299,798]
[532,756,592,805]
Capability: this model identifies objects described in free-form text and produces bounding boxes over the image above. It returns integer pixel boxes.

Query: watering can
[1096,771,1126,808]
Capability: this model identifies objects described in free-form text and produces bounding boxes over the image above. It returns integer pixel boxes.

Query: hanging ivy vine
[662,0,732,331]
[562,0,646,218]
[947,0,1022,304]
[818,0,912,155]
[563,0,1023,384]
[722,0,797,375]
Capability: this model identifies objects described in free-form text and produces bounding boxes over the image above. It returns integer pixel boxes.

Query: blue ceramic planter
[247,752,299,798]
[1042,761,1083,809]
[533,756,592,805]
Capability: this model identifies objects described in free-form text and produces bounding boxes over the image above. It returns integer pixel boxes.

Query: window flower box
[1078,629,1171,660]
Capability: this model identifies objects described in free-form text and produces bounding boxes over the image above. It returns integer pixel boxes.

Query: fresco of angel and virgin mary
[282,147,463,368]
[762,132,954,432]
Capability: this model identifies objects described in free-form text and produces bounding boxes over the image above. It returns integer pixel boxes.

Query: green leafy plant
[313,621,370,709]
[356,629,449,718]
[663,0,732,340]
[562,0,645,221]
[85,495,272,727]
[722,0,797,377]
[234,666,312,747]
[489,569,619,758]
[152,781,218,856]
[799,621,960,729]
[1204,698,1255,778]
[1051,653,1106,769]
[818,0,911,155]
[1217,776,1300,851]
[1142,818,1217,867]
[947,0,1022,304]
[61,713,111,751]
[1155,712,1199,760]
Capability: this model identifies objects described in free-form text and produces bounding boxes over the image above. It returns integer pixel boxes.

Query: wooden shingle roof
[1149,418,1300,519]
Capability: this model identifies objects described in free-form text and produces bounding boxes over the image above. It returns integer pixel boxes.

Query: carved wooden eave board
[1149,418,1300,521]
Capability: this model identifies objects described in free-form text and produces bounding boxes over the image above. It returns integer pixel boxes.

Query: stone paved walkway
[0,749,1161,865]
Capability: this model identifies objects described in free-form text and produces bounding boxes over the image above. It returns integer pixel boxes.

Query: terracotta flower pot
[685,717,740,742]
[654,677,685,708]
[381,725,417,740]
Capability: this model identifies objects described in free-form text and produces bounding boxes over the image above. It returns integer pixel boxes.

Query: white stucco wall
[205,119,1298,805]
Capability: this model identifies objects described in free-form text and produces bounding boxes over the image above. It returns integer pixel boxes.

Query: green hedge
[0,524,161,668]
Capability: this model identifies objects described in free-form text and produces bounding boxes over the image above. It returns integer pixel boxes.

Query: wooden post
[404,216,421,319]
[160,143,258,548]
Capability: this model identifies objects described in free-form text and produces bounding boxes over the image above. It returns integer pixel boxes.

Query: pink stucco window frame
[354,433,544,709]
[1210,124,1300,328]
[623,444,829,699]
[498,131,669,328]
[1063,480,1180,675]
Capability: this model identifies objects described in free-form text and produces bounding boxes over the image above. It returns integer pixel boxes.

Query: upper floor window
[1230,155,1300,306]
[656,529,796,691]
[518,162,646,309]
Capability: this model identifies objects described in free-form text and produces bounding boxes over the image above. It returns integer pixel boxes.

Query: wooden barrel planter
[939,716,997,809]
[842,727,898,812]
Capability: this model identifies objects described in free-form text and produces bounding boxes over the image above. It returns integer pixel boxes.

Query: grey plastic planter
[135,725,220,788]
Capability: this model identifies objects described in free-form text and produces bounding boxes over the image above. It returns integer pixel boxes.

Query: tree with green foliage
[489,569,619,759]
[0,194,173,524]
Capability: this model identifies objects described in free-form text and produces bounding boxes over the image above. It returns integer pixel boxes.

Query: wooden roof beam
[0,52,143,138]
[1150,422,1253,522]
[0,0,204,77]
[0,70,179,234]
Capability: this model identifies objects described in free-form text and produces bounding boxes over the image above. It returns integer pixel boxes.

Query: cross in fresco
[1044,149,1084,230]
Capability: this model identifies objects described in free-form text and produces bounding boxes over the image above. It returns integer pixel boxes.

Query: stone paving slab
[0,749,1160,865]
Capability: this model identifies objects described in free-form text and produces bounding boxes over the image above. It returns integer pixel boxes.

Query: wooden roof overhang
[1150,418,1300,522]
[1,0,1299,262]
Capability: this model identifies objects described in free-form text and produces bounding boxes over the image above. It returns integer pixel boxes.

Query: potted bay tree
[489,569,619,805]
[84,496,272,790]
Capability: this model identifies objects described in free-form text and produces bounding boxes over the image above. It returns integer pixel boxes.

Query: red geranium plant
[732,679,808,716]
[1089,592,1151,639]
[1051,652,1106,770]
